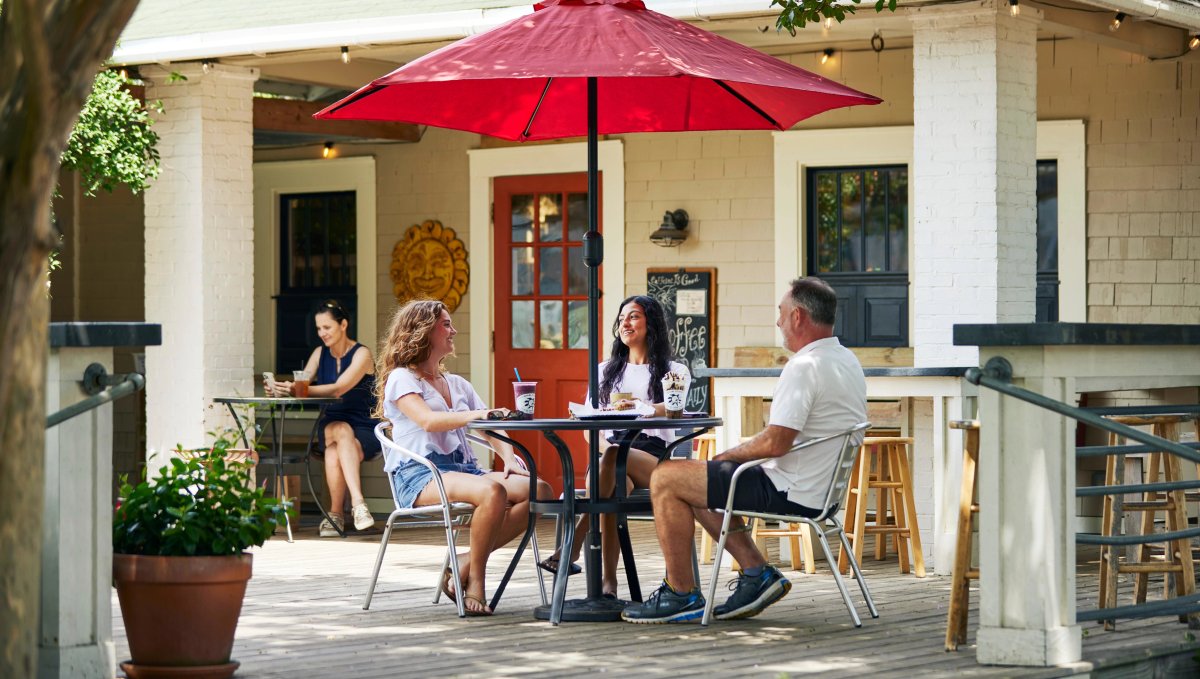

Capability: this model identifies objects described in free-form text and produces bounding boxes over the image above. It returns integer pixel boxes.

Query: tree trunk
[0,1,140,675]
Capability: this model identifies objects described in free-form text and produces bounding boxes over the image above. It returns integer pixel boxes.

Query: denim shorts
[391,449,486,509]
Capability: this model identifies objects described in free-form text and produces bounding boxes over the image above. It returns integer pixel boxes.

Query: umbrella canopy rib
[522,77,555,139]
[713,80,781,130]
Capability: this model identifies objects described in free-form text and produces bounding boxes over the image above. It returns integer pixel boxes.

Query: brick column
[910,0,1040,367]
[142,63,258,466]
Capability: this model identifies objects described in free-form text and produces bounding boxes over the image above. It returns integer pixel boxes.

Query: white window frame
[468,141,625,404]
[253,157,378,372]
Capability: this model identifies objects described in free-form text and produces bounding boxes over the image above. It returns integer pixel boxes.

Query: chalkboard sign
[646,268,716,414]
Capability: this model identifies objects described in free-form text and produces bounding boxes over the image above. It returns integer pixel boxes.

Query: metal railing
[965,356,1200,624]
[46,362,145,429]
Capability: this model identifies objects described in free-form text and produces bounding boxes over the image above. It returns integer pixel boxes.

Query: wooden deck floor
[111,519,1199,678]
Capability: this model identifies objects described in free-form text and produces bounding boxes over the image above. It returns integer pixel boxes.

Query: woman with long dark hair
[539,295,691,599]
[266,300,380,537]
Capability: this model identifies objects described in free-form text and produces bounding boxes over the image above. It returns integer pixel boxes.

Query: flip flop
[441,566,457,604]
[463,594,493,617]
[538,557,582,576]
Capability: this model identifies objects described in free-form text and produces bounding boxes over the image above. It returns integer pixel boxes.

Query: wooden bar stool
[694,433,719,564]
[945,420,980,651]
[1098,413,1197,630]
[839,436,926,577]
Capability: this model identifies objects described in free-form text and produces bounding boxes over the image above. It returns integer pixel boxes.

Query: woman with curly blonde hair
[375,300,550,616]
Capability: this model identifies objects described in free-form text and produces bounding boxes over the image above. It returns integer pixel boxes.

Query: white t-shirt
[598,360,691,443]
[381,368,487,473]
[760,337,867,508]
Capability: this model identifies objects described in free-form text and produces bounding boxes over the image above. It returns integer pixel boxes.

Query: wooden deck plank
[111,520,1199,678]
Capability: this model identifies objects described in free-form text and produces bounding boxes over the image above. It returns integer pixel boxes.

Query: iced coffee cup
[292,370,311,398]
[661,372,687,419]
[513,381,537,417]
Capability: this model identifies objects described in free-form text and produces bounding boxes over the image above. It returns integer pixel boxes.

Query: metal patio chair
[363,422,546,616]
[701,421,877,626]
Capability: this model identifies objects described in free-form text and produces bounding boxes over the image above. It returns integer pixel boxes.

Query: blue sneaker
[620,580,705,624]
[713,565,792,620]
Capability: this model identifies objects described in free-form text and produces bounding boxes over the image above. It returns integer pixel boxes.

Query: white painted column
[976,348,1080,666]
[142,63,258,466]
[910,1,1040,368]
[42,346,115,678]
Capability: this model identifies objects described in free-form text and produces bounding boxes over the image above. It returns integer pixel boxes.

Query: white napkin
[568,400,655,418]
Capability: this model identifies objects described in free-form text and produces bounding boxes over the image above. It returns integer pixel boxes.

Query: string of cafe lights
[768,0,1200,64]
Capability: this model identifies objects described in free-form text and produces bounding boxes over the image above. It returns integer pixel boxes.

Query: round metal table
[467,415,721,623]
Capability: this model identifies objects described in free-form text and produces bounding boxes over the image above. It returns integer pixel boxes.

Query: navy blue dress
[316,343,382,460]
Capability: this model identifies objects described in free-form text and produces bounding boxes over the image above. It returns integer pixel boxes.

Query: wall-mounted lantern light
[649,209,689,247]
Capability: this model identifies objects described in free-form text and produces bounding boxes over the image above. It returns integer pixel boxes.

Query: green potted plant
[112,451,288,678]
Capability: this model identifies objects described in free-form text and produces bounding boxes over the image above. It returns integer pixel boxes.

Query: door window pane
[540,246,563,295]
[283,191,356,290]
[815,172,838,273]
[888,171,908,272]
[512,247,534,295]
[810,166,907,275]
[512,195,534,243]
[567,246,587,295]
[539,194,563,242]
[863,170,886,273]
[512,301,534,348]
[839,173,863,272]
[567,193,589,240]
[1036,160,1059,272]
[567,301,589,349]
[540,301,563,349]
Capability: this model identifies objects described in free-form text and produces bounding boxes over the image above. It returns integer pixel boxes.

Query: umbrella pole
[582,76,604,603]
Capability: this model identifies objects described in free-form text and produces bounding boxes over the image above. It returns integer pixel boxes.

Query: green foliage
[114,453,289,557]
[771,0,897,34]
[60,69,160,197]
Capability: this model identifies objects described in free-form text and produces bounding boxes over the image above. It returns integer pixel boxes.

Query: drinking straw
[514,367,523,382]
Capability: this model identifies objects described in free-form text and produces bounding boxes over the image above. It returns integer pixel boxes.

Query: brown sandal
[463,593,493,616]
[440,567,457,604]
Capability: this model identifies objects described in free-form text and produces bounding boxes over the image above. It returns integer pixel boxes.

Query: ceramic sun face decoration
[390,220,470,312]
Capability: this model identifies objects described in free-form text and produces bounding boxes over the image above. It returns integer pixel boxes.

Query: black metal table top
[213,396,340,406]
[465,416,722,432]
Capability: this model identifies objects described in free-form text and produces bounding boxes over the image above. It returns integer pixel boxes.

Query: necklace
[331,342,354,373]
[416,366,441,381]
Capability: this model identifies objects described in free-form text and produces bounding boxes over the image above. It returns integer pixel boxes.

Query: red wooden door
[494,173,598,496]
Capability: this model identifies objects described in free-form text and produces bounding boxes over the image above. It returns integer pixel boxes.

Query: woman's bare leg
[322,423,354,515]
[597,447,660,595]
[415,473,509,613]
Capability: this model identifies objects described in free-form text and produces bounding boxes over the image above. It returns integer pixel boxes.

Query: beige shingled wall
[616,47,915,367]
[1038,39,1199,324]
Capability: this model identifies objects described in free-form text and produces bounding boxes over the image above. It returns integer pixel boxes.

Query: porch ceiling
[115,0,1200,99]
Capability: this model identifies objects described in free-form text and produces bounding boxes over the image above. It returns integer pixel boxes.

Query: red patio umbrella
[316,0,879,622]
[317,0,879,403]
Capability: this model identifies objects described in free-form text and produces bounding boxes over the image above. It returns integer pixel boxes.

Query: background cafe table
[466,415,721,624]
[213,396,340,542]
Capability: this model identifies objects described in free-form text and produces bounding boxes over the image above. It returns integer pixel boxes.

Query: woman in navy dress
[268,300,381,537]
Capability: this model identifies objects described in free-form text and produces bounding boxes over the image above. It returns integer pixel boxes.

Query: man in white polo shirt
[622,277,867,624]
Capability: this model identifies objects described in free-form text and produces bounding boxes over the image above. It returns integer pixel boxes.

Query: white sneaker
[352,503,375,531]
[318,514,345,537]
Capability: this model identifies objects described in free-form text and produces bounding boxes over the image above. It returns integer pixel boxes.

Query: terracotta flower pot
[113,553,252,676]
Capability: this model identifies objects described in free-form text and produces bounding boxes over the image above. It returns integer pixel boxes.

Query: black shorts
[706,460,823,518]
[606,432,669,461]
